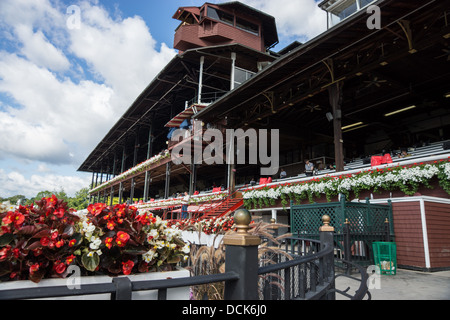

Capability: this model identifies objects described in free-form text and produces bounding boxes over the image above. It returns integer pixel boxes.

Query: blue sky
[0,0,326,198]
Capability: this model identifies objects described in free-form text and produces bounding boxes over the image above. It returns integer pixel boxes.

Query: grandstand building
[79,0,450,271]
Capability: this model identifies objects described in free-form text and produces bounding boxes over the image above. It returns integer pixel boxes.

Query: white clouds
[239,0,327,44]
[0,52,115,164]
[69,3,176,106]
[0,0,176,162]
[0,0,176,197]
[0,168,91,198]
[15,24,71,72]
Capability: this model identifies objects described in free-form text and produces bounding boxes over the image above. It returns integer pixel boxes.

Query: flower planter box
[0,268,190,300]
[181,231,223,248]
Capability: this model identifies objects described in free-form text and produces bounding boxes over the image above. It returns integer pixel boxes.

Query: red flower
[55,207,65,219]
[65,255,76,265]
[116,232,130,247]
[2,212,25,228]
[105,237,114,249]
[122,260,134,275]
[68,239,77,247]
[54,262,66,274]
[29,263,40,275]
[40,237,51,247]
[0,246,11,261]
[55,240,65,248]
[87,203,106,216]
[107,220,116,230]
[47,195,58,207]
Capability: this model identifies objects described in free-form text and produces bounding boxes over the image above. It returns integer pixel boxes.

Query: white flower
[89,236,102,250]
[143,249,158,263]
[147,229,159,241]
[152,240,166,249]
[182,244,190,254]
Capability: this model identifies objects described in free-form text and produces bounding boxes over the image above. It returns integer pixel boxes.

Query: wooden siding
[391,202,426,269]
[425,202,450,269]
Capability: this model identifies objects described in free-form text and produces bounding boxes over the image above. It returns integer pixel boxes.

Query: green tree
[67,187,89,210]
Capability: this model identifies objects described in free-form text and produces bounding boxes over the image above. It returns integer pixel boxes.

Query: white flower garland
[90,150,170,194]
[243,161,450,206]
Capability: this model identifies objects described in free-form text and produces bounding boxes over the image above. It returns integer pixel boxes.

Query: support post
[385,218,391,242]
[189,163,197,196]
[89,172,95,204]
[320,215,336,300]
[143,120,154,202]
[118,146,126,204]
[164,162,171,199]
[329,82,344,172]
[224,209,261,300]
[230,52,236,90]
[344,218,352,272]
[198,56,204,104]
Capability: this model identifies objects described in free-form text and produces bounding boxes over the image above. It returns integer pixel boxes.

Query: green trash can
[372,242,397,275]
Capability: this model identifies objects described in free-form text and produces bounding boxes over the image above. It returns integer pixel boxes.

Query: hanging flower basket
[243,160,450,209]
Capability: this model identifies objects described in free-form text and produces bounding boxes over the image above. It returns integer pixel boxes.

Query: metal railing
[258,238,335,300]
[0,214,369,301]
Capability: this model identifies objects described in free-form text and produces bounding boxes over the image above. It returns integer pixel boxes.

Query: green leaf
[81,252,100,272]
[0,233,14,246]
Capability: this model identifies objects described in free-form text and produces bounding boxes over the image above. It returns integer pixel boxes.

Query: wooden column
[143,120,154,202]
[164,162,171,199]
[118,146,126,204]
[329,82,344,172]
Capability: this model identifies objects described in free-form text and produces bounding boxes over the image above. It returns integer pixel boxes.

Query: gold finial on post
[319,215,335,232]
[224,209,261,246]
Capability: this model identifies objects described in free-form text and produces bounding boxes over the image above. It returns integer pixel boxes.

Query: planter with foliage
[0,196,190,299]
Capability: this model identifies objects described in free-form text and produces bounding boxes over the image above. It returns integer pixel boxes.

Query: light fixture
[384,105,416,117]
[342,122,364,130]
[326,112,334,122]
[343,124,369,133]
[445,92,450,98]
[380,61,389,66]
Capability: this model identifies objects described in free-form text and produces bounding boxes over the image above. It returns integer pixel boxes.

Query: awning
[165,104,209,128]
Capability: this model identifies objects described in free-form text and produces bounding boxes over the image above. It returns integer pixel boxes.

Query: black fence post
[385,218,391,242]
[344,218,352,273]
[112,277,132,300]
[320,215,336,300]
[224,209,261,300]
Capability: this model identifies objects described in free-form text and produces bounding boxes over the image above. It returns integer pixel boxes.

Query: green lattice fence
[290,196,394,266]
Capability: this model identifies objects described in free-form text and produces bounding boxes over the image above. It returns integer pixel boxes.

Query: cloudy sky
[0,0,326,198]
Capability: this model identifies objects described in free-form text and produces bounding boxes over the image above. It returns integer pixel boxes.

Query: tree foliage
[1,187,90,211]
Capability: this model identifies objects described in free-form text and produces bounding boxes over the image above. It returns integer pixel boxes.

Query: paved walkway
[335,269,450,300]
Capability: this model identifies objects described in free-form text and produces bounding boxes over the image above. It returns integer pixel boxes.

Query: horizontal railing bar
[0,272,240,301]
[132,272,239,291]
[0,282,117,300]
